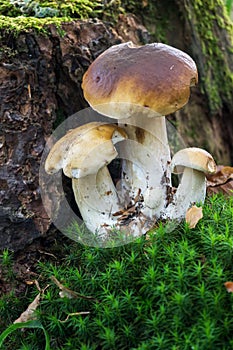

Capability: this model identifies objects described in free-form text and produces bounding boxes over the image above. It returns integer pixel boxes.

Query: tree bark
[174,0,233,162]
[0,16,149,250]
[140,0,233,164]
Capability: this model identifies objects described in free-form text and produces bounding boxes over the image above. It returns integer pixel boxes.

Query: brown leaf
[224,281,233,292]
[13,281,49,323]
[14,294,40,323]
[185,205,203,229]
[206,165,233,196]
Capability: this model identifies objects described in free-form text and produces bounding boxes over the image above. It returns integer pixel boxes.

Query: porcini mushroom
[81,42,198,218]
[165,147,217,220]
[45,122,128,234]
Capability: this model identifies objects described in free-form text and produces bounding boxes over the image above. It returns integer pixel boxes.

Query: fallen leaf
[224,281,233,292]
[25,280,34,285]
[13,281,49,324]
[14,294,40,323]
[206,165,233,196]
[185,206,203,229]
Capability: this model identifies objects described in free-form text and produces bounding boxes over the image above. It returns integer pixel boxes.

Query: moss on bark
[176,0,233,114]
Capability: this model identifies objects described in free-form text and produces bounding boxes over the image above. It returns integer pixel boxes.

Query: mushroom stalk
[72,166,153,237]
[165,147,216,220]
[165,168,206,220]
[118,114,171,218]
[72,167,120,235]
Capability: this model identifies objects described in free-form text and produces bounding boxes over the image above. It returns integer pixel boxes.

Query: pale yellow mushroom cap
[171,147,217,174]
[45,122,127,178]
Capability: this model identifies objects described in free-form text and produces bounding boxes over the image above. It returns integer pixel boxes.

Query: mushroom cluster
[45,42,216,238]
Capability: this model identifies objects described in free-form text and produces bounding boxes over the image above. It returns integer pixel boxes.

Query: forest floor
[0,227,70,299]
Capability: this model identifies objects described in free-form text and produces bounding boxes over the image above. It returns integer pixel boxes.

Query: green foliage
[0,321,50,350]
[0,0,103,33]
[0,0,103,18]
[1,194,233,349]
[225,0,233,14]
[0,249,15,281]
[0,0,164,38]
[0,15,67,34]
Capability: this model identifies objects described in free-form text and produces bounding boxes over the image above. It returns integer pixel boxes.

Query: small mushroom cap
[171,147,217,174]
[82,42,198,119]
[45,122,127,178]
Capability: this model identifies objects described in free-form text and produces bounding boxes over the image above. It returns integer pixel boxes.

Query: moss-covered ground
[1,194,233,349]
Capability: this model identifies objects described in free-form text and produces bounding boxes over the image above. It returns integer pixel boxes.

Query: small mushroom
[165,147,217,220]
[82,42,198,218]
[45,122,128,233]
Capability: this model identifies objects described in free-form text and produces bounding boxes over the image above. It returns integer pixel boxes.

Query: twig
[59,312,90,323]
[51,276,99,302]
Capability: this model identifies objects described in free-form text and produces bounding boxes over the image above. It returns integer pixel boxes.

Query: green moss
[186,0,233,114]
[0,0,103,18]
[0,0,22,16]
[1,194,233,349]
[0,0,167,39]
[0,15,70,34]
[0,0,103,34]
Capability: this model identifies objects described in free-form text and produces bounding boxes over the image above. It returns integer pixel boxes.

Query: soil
[0,227,70,298]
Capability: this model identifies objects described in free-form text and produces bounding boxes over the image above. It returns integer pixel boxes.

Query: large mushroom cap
[82,42,198,119]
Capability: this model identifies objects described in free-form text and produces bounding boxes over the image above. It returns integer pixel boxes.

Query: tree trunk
[145,0,233,164]
[174,0,233,164]
[0,16,148,250]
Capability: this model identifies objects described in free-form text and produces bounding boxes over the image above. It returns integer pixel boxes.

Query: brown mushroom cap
[82,42,198,118]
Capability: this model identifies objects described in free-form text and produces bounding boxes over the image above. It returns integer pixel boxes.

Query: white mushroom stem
[118,113,171,218]
[165,168,206,220]
[72,167,120,234]
[165,147,216,220]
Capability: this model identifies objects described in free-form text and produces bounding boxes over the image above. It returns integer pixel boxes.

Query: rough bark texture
[0,16,149,250]
[140,0,233,164]
[166,0,233,164]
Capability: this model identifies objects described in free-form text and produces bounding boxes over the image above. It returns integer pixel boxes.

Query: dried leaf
[13,281,49,324]
[206,165,233,196]
[185,206,203,229]
[25,280,34,285]
[14,294,40,323]
[224,281,233,292]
